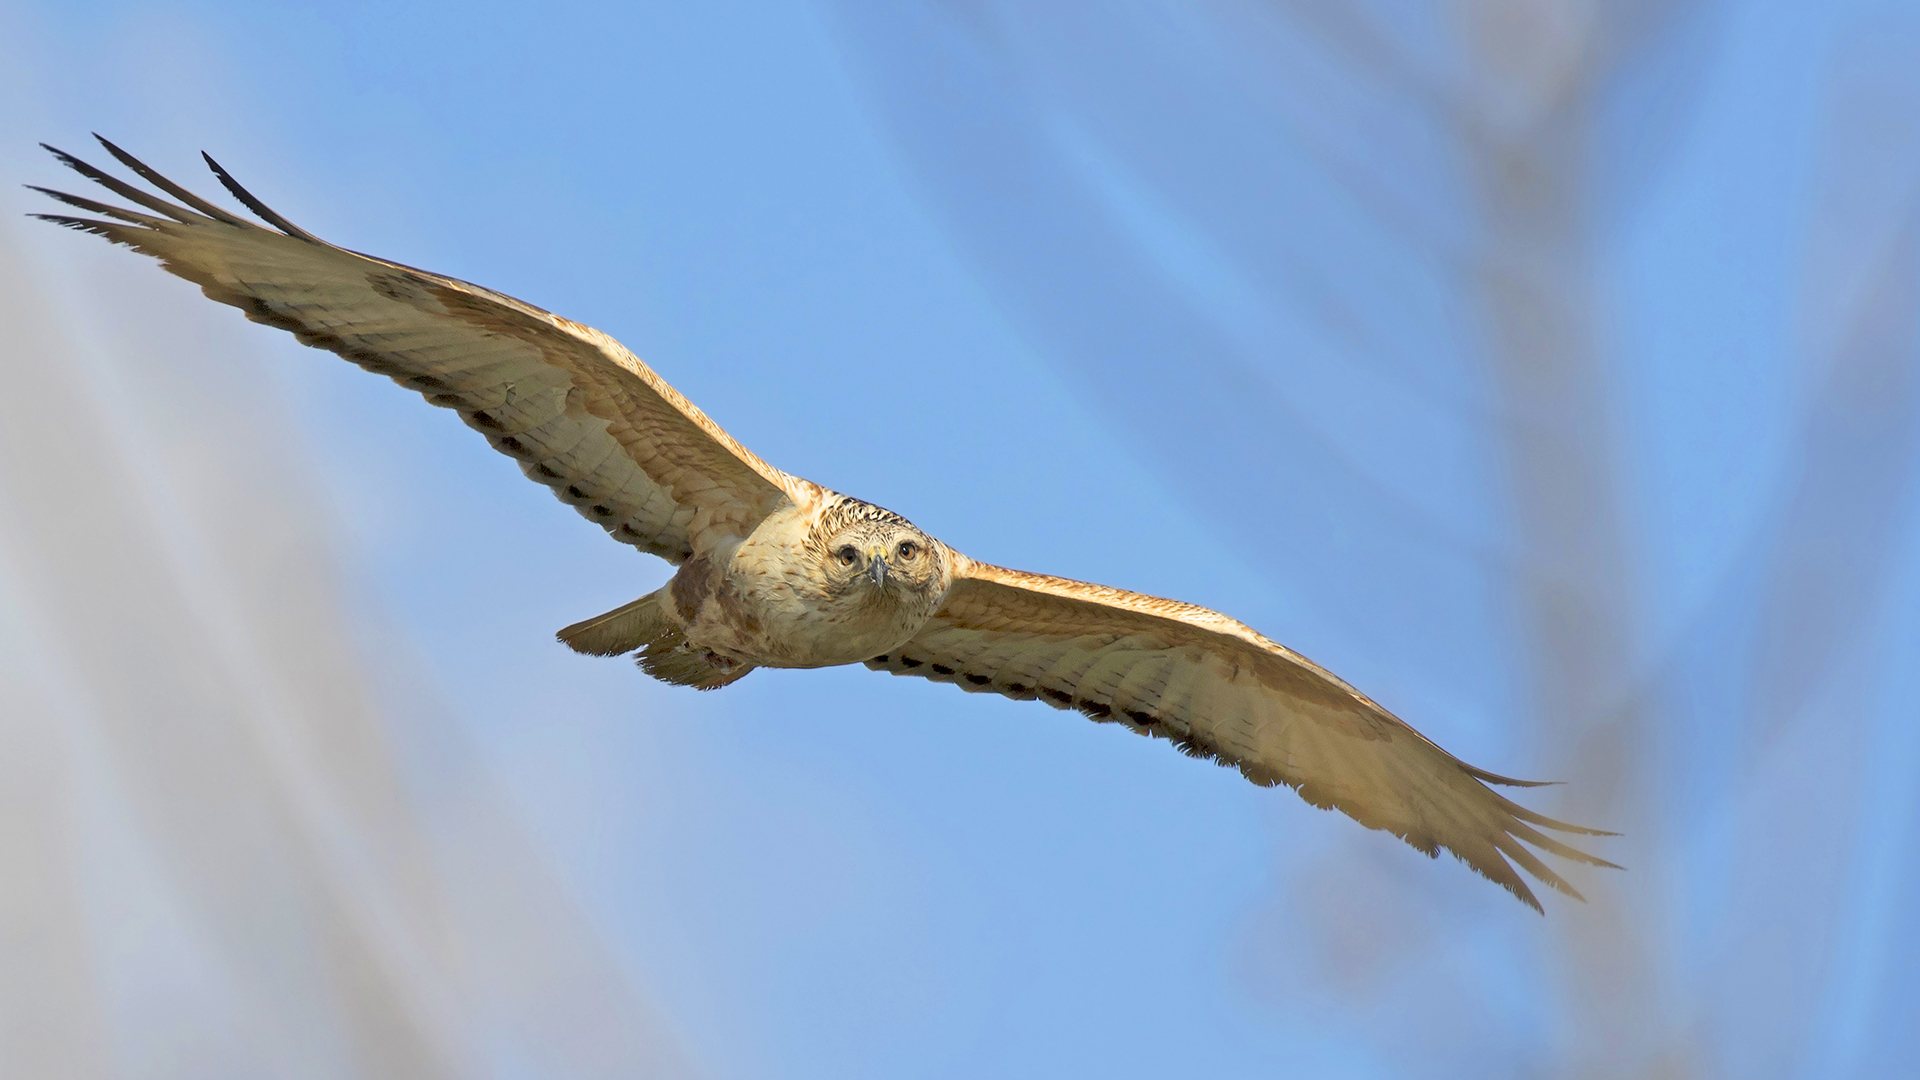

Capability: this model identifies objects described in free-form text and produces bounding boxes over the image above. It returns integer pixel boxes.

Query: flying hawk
[31,137,1615,911]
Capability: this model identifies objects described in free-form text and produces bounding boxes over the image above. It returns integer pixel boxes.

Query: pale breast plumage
[34,137,1614,912]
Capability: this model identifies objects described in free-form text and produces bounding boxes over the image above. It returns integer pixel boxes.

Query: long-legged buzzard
[32,138,1615,911]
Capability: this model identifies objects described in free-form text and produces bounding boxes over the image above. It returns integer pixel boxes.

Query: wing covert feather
[37,138,1613,911]
[867,555,1616,912]
[33,138,804,562]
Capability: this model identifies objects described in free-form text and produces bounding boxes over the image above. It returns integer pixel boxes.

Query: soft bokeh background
[2,1,1916,1076]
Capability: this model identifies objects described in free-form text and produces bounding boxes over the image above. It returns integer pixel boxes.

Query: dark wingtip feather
[1494,791,1621,837]
[28,212,92,229]
[200,151,320,242]
[1466,765,1560,788]
[24,184,169,228]
[1496,840,1578,907]
[1512,821,1625,870]
[29,213,134,244]
[90,133,252,228]
[41,141,210,225]
[1470,846,1546,914]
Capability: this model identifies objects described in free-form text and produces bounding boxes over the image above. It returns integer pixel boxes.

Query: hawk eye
[897,541,919,561]
[836,545,859,567]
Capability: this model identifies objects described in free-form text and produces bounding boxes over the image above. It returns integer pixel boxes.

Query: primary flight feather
[32,137,1615,911]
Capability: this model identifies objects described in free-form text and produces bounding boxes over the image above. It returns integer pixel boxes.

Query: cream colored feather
[35,137,1614,912]
[868,555,1616,912]
[32,137,804,565]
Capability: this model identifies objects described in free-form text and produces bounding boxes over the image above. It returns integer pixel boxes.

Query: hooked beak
[865,547,889,589]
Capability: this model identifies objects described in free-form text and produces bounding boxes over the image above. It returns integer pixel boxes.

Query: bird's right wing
[32,137,812,563]
[867,554,1616,911]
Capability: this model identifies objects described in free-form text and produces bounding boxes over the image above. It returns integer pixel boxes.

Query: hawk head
[812,496,949,608]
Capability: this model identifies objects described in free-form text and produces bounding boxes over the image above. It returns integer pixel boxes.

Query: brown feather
[33,141,800,563]
[35,139,1613,911]
[866,552,1615,911]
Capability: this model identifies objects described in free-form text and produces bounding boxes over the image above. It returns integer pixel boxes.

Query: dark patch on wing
[858,561,1619,912]
[32,140,804,570]
[670,555,714,622]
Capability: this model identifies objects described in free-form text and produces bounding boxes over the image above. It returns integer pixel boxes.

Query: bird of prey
[31,137,1615,911]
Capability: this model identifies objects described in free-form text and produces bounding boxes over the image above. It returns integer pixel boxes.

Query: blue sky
[2,1,1917,1077]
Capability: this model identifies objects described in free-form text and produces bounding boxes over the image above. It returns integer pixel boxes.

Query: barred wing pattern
[868,556,1616,911]
[30,137,799,563]
[35,137,1612,910]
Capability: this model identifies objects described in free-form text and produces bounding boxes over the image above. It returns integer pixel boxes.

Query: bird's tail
[557,588,753,690]
[558,590,675,656]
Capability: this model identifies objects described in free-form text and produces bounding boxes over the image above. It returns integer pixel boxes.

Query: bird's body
[570,493,953,688]
[32,137,1616,911]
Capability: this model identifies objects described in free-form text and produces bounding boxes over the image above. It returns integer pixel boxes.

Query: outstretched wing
[31,137,806,563]
[868,554,1616,911]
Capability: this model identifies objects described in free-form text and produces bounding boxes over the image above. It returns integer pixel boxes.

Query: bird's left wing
[867,553,1615,911]
[31,137,806,563]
